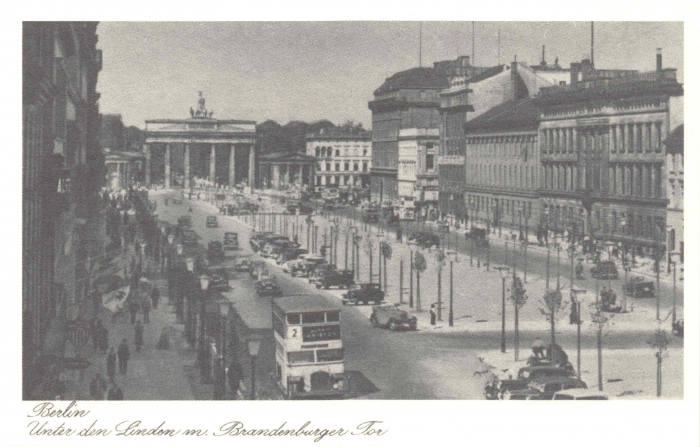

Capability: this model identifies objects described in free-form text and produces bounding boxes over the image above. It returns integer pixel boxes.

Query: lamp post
[555,234,561,290]
[571,287,587,381]
[494,266,510,353]
[198,274,212,385]
[669,251,679,324]
[245,335,262,400]
[215,301,230,400]
[545,208,551,289]
[408,241,416,308]
[448,251,459,327]
[184,257,195,338]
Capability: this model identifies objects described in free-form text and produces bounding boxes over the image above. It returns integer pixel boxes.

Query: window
[286,313,301,324]
[426,154,434,170]
[326,310,340,322]
[302,312,326,324]
[325,163,331,172]
[335,149,340,157]
[344,162,349,172]
[363,162,368,172]
[363,149,367,156]
[335,163,340,172]
[288,351,315,364]
[354,162,359,171]
[559,81,567,86]
[315,148,320,157]
[316,348,344,362]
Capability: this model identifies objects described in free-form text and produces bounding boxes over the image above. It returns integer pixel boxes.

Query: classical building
[258,152,316,191]
[665,124,684,262]
[305,128,371,190]
[397,128,439,216]
[439,55,569,223]
[368,67,447,204]
[143,92,257,189]
[536,52,684,259]
[104,149,145,190]
[23,22,103,399]
[462,96,541,238]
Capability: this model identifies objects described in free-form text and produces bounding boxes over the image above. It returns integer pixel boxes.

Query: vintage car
[362,208,380,223]
[484,365,575,400]
[408,231,440,249]
[250,262,269,281]
[223,232,239,251]
[276,248,308,265]
[342,283,384,306]
[181,229,197,246]
[624,276,655,298]
[249,232,273,250]
[672,319,684,338]
[315,269,354,289]
[261,240,296,259]
[206,266,229,291]
[437,220,450,233]
[293,260,317,278]
[256,277,282,296]
[207,241,225,264]
[206,215,219,228]
[528,376,587,400]
[590,261,619,280]
[465,228,489,247]
[552,389,608,400]
[369,305,417,331]
[178,215,192,229]
[308,263,336,284]
[234,258,252,272]
[255,235,290,253]
[501,388,545,400]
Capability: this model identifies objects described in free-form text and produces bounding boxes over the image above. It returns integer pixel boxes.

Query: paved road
[153,191,681,399]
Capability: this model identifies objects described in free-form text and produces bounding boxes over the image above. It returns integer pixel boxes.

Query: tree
[413,252,427,311]
[540,289,567,350]
[509,275,528,360]
[589,300,612,391]
[648,324,670,397]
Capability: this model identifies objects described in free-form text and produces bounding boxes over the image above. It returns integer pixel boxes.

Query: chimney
[656,48,663,71]
[570,62,581,85]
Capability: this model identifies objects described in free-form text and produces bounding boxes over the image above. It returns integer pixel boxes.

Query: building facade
[397,128,439,216]
[305,129,371,190]
[23,22,103,399]
[259,152,316,191]
[665,124,684,262]
[537,55,683,259]
[368,67,447,204]
[462,96,542,238]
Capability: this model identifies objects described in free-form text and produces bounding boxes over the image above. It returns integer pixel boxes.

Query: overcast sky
[96,22,683,129]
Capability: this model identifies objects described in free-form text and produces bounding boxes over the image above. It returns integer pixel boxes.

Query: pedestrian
[135,320,144,352]
[151,285,160,310]
[157,327,170,350]
[142,296,152,324]
[117,338,130,374]
[106,347,117,381]
[532,337,546,359]
[107,381,124,400]
[128,295,139,324]
[430,304,436,326]
[89,373,107,400]
[98,323,109,353]
[227,360,244,399]
[91,319,102,350]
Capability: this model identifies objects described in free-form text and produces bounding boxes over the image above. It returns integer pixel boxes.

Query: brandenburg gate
[143,92,256,189]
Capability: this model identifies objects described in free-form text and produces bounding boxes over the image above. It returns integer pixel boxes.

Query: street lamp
[669,251,680,324]
[448,250,459,327]
[544,207,551,289]
[176,243,184,256]
[168,234,175,245]
[215,301,231,400]
[571,287,587,380]
[494,266,510,353]
[245,335,263,400]
[198,274,212,385]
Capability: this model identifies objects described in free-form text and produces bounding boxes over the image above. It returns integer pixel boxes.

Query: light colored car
[552,389,608,400]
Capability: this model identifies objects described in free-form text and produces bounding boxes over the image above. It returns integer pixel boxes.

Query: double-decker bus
[272,295,347,399]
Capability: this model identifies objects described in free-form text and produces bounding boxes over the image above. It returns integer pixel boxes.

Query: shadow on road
[344,370,380,398]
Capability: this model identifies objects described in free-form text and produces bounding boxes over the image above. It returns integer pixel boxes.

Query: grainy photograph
[22,21,685,403]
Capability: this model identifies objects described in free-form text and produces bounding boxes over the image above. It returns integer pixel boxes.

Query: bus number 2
[292,329,298,337]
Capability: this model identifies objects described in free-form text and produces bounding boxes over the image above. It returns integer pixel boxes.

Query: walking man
[106,347,117,382]
[151,286,160,310]
[98,323,109,353]
[128,295,140,324]
[135,320,144,353]
[142,296,152,324]
[430,304,437,326]
[117,338,130,375]
[89,373,107,400]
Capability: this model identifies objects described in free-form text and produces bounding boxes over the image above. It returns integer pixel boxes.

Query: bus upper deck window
[286,313,301,325]
[326,311,340,322]
[302,312,325,324]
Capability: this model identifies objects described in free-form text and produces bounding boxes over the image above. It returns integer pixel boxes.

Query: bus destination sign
[302,325,340,342]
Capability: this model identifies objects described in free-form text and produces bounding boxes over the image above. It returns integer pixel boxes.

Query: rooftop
[665,124,684,154]
[463,97,541,133]
[274,295,341,313]
[374,67,449,95]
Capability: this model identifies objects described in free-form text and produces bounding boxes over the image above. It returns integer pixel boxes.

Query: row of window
[314,146,370,158]
[316,175,364,186]
[466,195,534,217]
[542,123,664,155]
[466,135,536,161]
[467,163,538,190]
[542,162,664,199]
[317,162,369,172]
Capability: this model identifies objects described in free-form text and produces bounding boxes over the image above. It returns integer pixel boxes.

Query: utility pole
[449,260,454,327]
[399,259,404,304]
[409,249,414,308]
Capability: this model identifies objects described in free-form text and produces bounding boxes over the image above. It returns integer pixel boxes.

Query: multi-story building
[537,52,683,260]
[368,67,447,204]
[665,124,684,262]
[306,128,372,191]
[398,128,440,217]
[23,22,103,399]
[439,55,569,223]
[462,96,541,238]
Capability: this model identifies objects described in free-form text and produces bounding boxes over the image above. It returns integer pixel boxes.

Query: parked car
[342,283,384,305]
[672,319,684,338]
[223,232,239,251]
[256,235,289,253]
[362,208,380,223]
[178,215,192,229]
[528,376,587,400]
[552,389,608,400]
[370,305,417,331]
[502,388,545,400]
[206,266,229,291]
[484,365,575,400]
[437,221,450,233]
[207,241,225,264]
[309,263,335,284]
[277,248,308,265]
[181,229,197,246]
[256,277,282,296]
[591,261,619,280]
[206,215,218,228]
[408,231,440,249]
[465,228,489,247]
[624,276,655,298]
[249,232,273,250]
[315,269,354,289]
[261,240,296,259]
[293,260,316,278]
[234,258,252,272]
[250,262,269,281]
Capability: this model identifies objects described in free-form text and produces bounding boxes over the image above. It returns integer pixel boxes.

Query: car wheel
[388,319,397,331]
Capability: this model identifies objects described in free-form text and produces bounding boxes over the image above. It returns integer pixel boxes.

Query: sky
[96,22,684,129]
